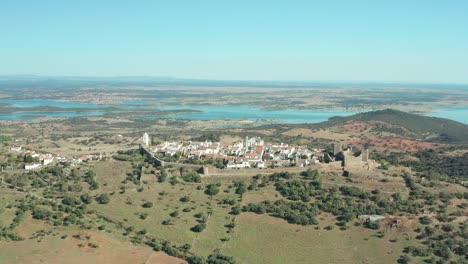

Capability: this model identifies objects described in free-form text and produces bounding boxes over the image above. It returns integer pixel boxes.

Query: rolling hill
[271,109,468,144]
[328,109,468,143]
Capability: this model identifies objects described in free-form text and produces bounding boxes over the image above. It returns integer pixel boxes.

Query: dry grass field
[0,214,157,264]
[221,213,408,264]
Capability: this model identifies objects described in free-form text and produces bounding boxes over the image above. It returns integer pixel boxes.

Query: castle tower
[362,149,369,162]
[333,143,342,155]
[143,133,150,146]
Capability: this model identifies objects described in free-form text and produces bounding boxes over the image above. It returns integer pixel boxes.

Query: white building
[257,161,266,169]
[42,157,54,165]
[10,146,22,152]
[358,215,386,222]
[244,136,264,147]
[25,163,41,170]
[143,133,150,146]
[226,161,250,169]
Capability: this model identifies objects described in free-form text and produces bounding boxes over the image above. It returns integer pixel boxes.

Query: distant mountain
[320,109,468,143]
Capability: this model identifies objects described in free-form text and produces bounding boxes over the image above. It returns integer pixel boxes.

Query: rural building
[25,163,41,170]
[358,215,385,222]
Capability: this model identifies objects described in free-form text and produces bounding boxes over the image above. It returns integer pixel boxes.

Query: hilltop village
[142,133,376,172]
[1,132,376,178]
[144,133,322,169]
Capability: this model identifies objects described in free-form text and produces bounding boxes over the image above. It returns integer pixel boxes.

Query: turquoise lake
[0,99,467,124]
[428,108,468,124]
[158,105,356,124]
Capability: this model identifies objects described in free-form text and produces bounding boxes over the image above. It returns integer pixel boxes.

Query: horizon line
[0,74,467,86]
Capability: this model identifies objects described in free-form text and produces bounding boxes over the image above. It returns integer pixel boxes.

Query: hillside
[307,109,468,143]
[1,108,467,263]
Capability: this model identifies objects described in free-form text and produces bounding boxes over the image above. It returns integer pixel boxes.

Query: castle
[330,143,378,177]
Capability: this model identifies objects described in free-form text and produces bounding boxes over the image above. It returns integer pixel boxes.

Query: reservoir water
[158,105,356,124]
[0,99,467,124]
[428,108,468,124]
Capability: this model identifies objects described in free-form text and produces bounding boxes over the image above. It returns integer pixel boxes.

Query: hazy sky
[1,0,468,83]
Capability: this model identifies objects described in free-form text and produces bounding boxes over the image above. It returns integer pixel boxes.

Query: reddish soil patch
[341,122,373,133]
[353,137,441,152]
[283,128,351,140]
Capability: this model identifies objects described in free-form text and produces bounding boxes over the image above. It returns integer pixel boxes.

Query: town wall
[140,145,165,167]
[140,145,368,178]
[204,166,316,177]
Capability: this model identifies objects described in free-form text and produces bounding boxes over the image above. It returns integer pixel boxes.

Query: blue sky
[1,0,467,83]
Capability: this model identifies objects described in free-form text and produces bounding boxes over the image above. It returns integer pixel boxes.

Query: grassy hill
[309,109,468,143]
